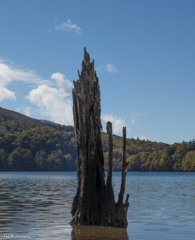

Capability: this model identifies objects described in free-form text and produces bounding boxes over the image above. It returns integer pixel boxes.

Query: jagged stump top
[70,47,129,228]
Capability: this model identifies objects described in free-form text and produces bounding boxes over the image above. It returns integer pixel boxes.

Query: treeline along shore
[0,107,194,172]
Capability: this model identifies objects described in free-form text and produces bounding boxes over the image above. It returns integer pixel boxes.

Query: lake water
[0,172,194,240]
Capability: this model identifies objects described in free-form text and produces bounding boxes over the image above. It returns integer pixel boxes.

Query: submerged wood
[71,226,129,240]
[70,47,129,228]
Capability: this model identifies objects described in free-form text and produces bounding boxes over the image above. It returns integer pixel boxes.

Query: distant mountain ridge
[0,107,73,130]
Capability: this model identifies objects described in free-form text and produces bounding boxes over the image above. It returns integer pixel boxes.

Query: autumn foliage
[0,118,195,172]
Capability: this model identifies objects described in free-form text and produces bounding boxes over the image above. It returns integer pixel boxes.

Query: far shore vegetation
[0,107,194,172]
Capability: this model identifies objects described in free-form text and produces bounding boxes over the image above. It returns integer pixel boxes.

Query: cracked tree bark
[70,47,129,228]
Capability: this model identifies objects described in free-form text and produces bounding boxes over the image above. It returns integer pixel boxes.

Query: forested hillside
[0,119,76,171]
[0,107,63,128]
[0,107,194,171]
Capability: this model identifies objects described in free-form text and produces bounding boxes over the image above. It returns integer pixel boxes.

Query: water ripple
[0,172,194,239]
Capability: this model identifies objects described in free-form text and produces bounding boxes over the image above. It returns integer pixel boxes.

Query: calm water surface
[0,172,194,240]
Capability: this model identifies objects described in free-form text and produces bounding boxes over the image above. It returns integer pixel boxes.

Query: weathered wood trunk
[70,47,129,228]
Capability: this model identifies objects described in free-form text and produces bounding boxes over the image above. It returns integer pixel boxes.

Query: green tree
[182,150,195,171]
[8,147,34,171]
[139,151,149,171]
[172,142,189,171]
[0,148,7,170]
[149,151,160,171]
[126,154,140,171]
[14,133,31,149]
[35,150,47,171]
[47,151,62,171]
[159,145,175,171]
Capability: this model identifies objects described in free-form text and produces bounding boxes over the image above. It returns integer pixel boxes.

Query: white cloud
[134,134,147,141]
[24,107,32,117]
[131,118,136,125]
[0,86,16,101]
[97,63,118,73]
[0,60,52,102]
[105,63,118,73]
[101,113,126,134]
[16,107,21,112]
[55,19,82,35]
[51,72,73,96]
[0,58,73,125]
[0,60,50,85]
[26,73,73,125]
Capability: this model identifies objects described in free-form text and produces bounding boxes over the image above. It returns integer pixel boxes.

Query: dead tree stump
[70,47,129,228]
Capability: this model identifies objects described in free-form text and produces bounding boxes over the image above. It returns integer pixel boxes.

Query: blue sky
[0,0,195,144]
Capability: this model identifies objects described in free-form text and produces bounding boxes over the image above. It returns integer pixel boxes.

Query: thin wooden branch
[118,127,127,205]
[106,121,113,188]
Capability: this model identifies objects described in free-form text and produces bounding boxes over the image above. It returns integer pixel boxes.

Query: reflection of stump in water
[71,226,129,240]
[70,47,129,228]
